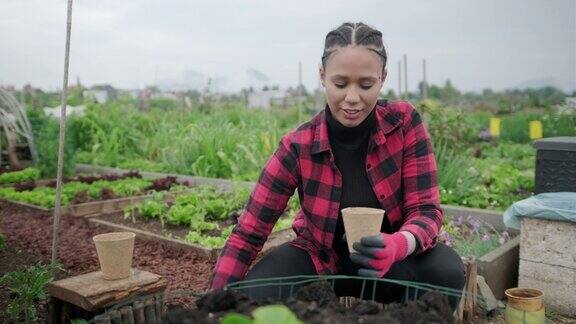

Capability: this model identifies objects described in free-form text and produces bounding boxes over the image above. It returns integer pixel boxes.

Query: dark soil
[98,211,295,255]
[162,281,455,324]
[0,166,22,175]
[74,171,142,185]
[13,181,36,192]
[100,212,192,240]
[146,176,188,191]
[0,200,216,320]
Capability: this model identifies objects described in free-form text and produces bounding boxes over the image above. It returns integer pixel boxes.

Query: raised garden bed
[88,185,298,260]
[161,280,457,323]
[440,207,520,300]
[0,167,41,185]
[78,164,521,299]
[89,217,295,260]
[0,171,189,217]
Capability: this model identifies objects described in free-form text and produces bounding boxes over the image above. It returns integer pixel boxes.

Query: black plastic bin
[533,136,576,194]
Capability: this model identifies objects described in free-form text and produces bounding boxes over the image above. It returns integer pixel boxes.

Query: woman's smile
[342,108,363,120]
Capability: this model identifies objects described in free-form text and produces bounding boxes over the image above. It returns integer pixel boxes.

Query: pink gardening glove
[349,232,408,278]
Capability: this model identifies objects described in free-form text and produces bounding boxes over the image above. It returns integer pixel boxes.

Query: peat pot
[93,232,136,280]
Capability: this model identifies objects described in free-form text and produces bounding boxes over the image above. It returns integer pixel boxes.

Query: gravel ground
[0,200,216,321]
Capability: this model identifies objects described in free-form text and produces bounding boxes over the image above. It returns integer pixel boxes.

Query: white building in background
[43,105,86,119]
[124,89,141,100]
[248,89,305,109]
[83,89,109,103]
[566,97,576,109]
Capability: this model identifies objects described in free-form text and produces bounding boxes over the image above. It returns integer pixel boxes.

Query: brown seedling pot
[341,207,385,252]
[93,232,136,280]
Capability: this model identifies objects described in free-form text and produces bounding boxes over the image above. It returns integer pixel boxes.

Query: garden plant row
[63,101,576,211]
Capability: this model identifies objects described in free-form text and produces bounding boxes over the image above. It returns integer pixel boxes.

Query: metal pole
[422,59,428,99]
[297,61,303,122]
[403,54,408,98]
[298,61,302,91]
[397,60,402,99]
[51,0,74,263]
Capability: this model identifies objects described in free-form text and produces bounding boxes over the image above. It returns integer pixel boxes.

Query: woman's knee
[241,243,317,301]
[245,243,316,280]
[415,243,466,290]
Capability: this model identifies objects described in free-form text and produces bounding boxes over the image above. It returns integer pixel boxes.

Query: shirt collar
[311,99,402,155]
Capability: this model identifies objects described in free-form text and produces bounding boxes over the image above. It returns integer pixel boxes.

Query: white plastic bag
[503,192,576,229]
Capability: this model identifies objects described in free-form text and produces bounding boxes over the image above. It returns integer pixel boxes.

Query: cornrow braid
[321,22,387,70]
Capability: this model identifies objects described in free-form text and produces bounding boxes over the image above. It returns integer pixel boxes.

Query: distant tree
[383,89,397,100]
[295,84,308,96]
[66,85,84,106]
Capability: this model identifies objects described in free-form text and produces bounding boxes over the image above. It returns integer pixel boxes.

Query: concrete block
[477,237,520,300]
[520,218,576,270]
[519,259,576,317]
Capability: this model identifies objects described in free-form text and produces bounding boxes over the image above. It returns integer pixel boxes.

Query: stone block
[520,218,576,269]
[519,259,576,317]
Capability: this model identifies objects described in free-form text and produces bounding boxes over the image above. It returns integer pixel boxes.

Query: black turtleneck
[326,107,389,254]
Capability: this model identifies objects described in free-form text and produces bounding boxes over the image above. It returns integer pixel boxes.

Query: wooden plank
[109,309,122,324]
[120,306,135,324]
[88,218,295,261]
[88,218,216,260]
[48,297,62,324]
[0,178,55,188]
[94,314,112,324]
[0,198,53,212]
[76,164,255,192]
[154,296,163,321]
[133,301,146,324]
[47,269,167,312]
[144,299,157,323]
[1,193,169,219]
[68,194,154,218]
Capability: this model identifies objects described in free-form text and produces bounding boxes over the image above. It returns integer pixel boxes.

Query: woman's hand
[349,232,408,278]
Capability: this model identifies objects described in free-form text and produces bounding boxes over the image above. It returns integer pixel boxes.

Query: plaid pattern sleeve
[209,135,300,289]
[398,105,443,254]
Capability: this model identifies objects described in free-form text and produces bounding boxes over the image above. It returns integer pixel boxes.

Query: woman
[210,22,465,309]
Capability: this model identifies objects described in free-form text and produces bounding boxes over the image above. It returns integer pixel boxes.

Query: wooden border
[76,164,254,193]
[88,218,295,261]
[88,218,217,260]
[0,194,157,218]
[0,198,53,213]
[0,179,56,188]
[67,195,156,218]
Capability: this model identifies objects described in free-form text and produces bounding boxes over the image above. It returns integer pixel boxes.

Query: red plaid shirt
[210,100,443,289]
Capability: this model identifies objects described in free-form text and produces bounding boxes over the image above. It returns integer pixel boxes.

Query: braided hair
[321,22,387,71]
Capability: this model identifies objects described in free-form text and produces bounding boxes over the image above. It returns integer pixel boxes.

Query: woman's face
[320,46,386,127]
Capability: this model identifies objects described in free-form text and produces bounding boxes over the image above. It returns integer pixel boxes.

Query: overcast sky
[1,0,575,93]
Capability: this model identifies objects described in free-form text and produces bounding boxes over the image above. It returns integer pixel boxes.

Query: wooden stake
[51,0,74,263]
[144,299,157,323]
[108,309,121,324]
[133,301,145,324]
[457,258,478,323]
[120,306,135,324]
[94,314,111,324]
